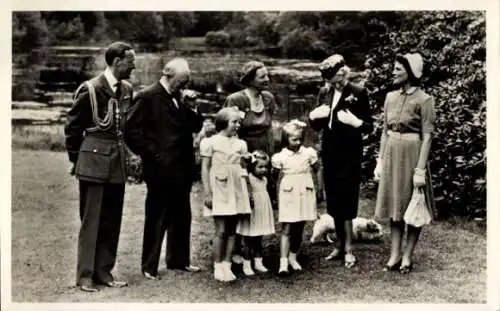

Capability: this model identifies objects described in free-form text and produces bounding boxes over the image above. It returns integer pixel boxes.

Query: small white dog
[310,214,384,244]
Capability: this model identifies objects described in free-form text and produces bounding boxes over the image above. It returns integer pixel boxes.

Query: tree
[12,12,49,53]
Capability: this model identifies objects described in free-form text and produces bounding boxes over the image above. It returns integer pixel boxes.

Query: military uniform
[64,70,132,287]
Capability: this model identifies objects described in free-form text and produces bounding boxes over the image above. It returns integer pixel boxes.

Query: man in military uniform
[65,41,136,292]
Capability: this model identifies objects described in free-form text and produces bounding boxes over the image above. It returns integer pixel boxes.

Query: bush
[279,28,330,59]
[204,30,231,48]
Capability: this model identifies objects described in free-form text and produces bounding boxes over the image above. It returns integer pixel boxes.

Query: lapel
[325,85,351,115]
[97,73,115,98]
[154,82,185,123]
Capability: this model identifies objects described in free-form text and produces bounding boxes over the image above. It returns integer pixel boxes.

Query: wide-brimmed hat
[397,53,424,79]
[240,60,266,86]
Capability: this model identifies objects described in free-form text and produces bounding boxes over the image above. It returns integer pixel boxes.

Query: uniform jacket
[64,73,133,184]
[124,81,203,185]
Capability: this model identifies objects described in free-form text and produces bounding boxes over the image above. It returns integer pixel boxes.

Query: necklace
[245,89,264,113]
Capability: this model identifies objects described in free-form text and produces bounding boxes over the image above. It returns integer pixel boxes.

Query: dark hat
[240,61,266,86]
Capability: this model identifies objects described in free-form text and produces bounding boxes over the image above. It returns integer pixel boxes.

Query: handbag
[403,188,432,227]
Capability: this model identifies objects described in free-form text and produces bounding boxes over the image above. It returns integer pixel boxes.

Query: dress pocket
[305,179,315,192]
[279,183,295,206]
[212,167,230,204]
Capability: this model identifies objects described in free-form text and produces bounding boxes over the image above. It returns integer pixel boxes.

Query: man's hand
[204,193,213,209]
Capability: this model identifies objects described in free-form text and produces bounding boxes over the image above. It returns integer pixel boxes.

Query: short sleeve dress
[200,134,252,217]
[375,87,437,221]
[236,175,276,236]
[272,146,318,223]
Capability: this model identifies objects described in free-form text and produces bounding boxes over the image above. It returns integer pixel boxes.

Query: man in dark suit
[65,42,136,292]
[125,58,203,280]
[309,54,374,269]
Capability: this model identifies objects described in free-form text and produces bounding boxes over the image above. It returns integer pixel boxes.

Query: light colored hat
[402,53,424,79]
[319,54,345,72]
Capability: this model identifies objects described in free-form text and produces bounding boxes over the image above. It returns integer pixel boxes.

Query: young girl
[271,119,320,275]
[200,107,252,282]
[236,150,276,276]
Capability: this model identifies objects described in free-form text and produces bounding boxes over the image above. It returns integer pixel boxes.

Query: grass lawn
[11,149,486,303]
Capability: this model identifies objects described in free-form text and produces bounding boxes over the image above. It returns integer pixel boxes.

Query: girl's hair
[247,150,270,174]
[214,107,239,132]
[280,119,307,148]
[395,54,421,86]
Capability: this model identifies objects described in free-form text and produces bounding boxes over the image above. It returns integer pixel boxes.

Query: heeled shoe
[344,253,357,269]
[399,263,414,274]
[383,259,402,272]
[325,248,344,261]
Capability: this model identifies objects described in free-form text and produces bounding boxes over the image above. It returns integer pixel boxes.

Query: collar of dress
[282,146,305,155]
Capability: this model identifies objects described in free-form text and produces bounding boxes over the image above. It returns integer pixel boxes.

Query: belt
[387,123,419,134]
[387,130,420,140]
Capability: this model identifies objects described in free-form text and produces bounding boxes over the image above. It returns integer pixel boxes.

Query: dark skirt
[322,152,362,221]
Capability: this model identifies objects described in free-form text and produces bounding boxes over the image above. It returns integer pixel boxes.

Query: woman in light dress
[374,53,437,274]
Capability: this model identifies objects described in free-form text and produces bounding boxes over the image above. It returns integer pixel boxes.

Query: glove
[413,168,426,188]
[204,193,213,209]
[69,164,76,176]
[309,104,331,120]
[373,158,382,181]
[337,109,363,128]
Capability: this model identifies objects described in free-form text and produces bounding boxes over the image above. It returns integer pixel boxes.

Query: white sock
[254,257,268,272]
[279,257,289,273]
[213,262,225,281]
[223,261,236,281]
[288,252,302,271]
[242,259,255,276]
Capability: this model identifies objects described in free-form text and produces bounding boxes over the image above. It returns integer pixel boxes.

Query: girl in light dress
[236,150,276,276]
[200,107,252,282]
[271,120,321,275]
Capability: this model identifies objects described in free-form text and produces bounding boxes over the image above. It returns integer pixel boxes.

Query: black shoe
[383,259,402,272]
[399,263,414,274]
[96,279,128,288]
[79,284,99,292]
[143,271,161,280]
[167,265,201,273]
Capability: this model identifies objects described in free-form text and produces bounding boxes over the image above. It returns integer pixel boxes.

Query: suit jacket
[125,81,203,185]
[64,73,133,184]
[309,82,374,173]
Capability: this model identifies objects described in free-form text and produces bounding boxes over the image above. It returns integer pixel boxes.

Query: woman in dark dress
[309,54,374,268]
[224,60,278,264]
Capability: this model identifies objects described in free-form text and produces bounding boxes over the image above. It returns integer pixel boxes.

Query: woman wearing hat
[309,54,374,268]
[225,60,278,155]
[374,53,437,274]
[224,60,278,264]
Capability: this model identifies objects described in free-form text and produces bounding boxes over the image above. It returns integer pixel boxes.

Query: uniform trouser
[141,179,192,274]
[76,180,125,285]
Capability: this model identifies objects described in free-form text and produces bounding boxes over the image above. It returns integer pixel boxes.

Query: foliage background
[11,11,486,218]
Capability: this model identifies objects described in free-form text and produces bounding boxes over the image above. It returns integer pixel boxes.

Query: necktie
[115,81,122,99]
